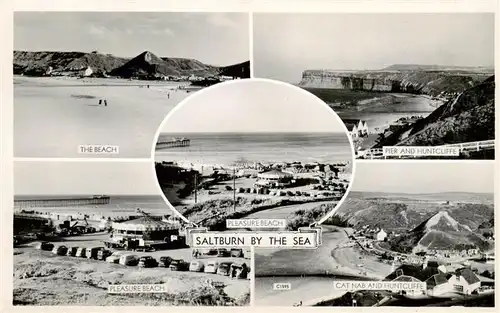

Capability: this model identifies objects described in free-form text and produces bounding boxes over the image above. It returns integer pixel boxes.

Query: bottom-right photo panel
[254,161,495,307]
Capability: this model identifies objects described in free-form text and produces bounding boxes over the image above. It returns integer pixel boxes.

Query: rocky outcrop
[299,67,492,97]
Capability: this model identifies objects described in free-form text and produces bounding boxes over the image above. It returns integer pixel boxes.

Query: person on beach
[104,99,107,106]
[167,93,170,99]
[99,99,102,105]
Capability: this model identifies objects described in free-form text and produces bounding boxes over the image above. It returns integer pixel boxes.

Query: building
[343,119,369,136]
[255,170,294,187]
[447,268,481,295]
[387,261,482,297]
[80,66,93,77]
[376,229,387,241]
[426,273,453,296]
[345,123,359,139]
[391,275,426,297]
[112,215,181,242]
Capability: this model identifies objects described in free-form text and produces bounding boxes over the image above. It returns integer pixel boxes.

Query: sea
[155,132,353,166]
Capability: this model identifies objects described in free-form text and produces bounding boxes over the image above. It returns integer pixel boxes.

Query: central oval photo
[153,79,355,231]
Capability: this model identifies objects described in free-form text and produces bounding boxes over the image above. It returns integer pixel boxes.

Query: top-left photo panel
[13,12,251,158]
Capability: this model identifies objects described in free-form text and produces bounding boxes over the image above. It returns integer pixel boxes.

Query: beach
[14,76,192,158]
[254,226,393,306]
[156,132,353,166]
[332,93,441,133]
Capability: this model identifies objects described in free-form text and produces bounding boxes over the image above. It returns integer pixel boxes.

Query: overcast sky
[161,80,347,133]
[352,162,494,194]
[253,13,495,83]
[15,12,249,66]
[15,162,158,195]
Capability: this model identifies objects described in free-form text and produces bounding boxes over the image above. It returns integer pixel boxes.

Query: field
[13,233,250,306]
[14,76,191,158]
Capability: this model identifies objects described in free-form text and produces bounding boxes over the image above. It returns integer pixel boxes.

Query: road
[244,201,334,220]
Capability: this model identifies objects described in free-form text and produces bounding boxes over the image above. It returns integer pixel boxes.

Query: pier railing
[156,139,190,149]
[358,139,495,159]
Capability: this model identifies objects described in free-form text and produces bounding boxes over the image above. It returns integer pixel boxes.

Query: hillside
[382,64,494,72]
[335,196,494,232]
[219,61,251,78]
[13,50,250,79]
[389,211,490,253]
[110,51,218,78]
[13,51,128,76]
[347,191,494,203]
[390,76,495,146]
[298,65,493,97]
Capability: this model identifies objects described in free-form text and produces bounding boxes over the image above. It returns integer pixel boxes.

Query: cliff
[299,66,492,97]
[13,50,250,79]
[13,51,128,76]
[393,76,495,146]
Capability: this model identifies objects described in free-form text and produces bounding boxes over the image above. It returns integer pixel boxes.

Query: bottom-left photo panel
[13,160,252,306]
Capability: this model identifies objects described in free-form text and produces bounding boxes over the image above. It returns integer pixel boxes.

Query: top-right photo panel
[253,13,495,160]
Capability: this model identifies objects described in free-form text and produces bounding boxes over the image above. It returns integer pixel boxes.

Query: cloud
[88,24,106,36]
[206,13,240,28]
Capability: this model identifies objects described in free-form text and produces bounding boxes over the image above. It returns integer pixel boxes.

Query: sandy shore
[15,76,193,158]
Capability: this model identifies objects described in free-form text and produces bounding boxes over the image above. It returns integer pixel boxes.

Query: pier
[156,138,190,149]
[14,195,110,209]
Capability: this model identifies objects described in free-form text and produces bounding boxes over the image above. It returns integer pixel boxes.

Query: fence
[358,140,495,159]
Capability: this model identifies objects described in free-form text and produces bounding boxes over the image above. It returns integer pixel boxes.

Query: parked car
[97,249,113,261]
[198,249,218,257]
[217,262,233,276]
[230,248,244,258]
[119,254,139,266]
[36,241,54,251]
[204,261,219,274]
[243,248,251,259]
[138,256,158,268]
[52,244,68,256]
[66,246,79,257]
[169,259,189,271]
[189,260,205,272]
[86,247,105,260]
[159,256,174,268]
[105,252,123,264]
[76,247,87,258]
[230,262,249,279]
[217,248,230,257]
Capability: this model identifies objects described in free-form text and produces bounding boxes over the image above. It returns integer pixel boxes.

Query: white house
[343,119,369,136]
[81,66,93,77]
[425,273,453,296]
[447,268,481,295]
[346,123,359,139]
[376,229,387,241]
